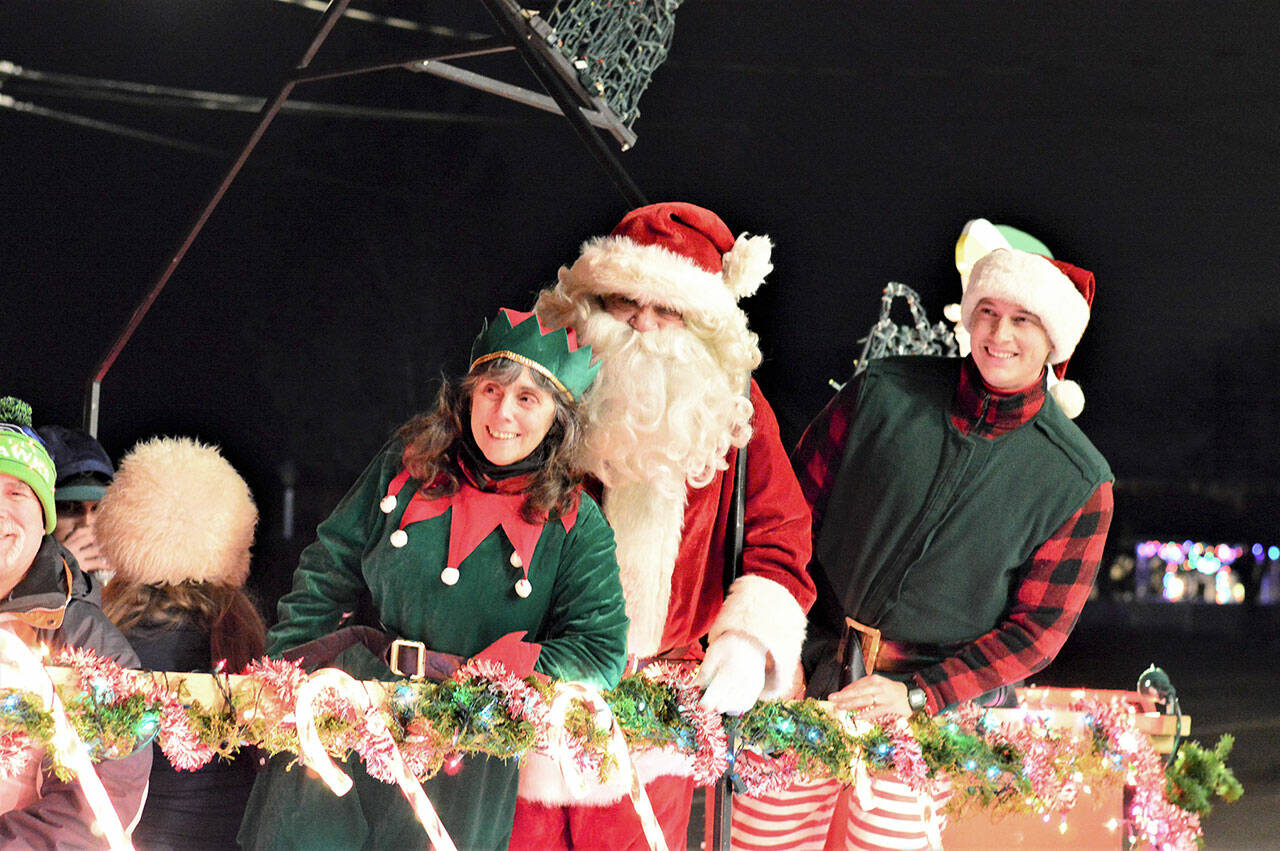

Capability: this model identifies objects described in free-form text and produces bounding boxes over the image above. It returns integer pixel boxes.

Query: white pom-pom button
[509,551,523,568]
[441,567,460,586]
[380,495,397,514]
[389,529,408,548]
[514,578,532,598]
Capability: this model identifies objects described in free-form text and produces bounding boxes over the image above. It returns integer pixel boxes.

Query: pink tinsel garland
[0,648,1215,850]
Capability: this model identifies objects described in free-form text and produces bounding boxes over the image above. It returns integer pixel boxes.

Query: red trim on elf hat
[494,308,586,352]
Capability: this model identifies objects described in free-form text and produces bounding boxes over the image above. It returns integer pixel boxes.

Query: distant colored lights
[1136,539,1258,604]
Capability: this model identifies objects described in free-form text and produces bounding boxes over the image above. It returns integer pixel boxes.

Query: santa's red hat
[960,247,1096,418]
[556,202,773,323]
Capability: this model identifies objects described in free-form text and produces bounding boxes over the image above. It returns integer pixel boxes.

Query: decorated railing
[0,646,1240,851]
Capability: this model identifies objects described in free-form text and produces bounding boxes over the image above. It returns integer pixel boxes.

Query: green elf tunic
[240,442,629,850]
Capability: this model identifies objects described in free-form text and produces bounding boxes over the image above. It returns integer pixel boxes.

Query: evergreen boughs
[736,699,856,781]
[1165,735,1243,817]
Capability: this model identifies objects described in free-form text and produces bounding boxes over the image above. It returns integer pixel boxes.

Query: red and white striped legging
[731,775,951,851]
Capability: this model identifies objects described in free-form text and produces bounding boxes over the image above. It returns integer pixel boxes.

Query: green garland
[605,675,694,751]
[735,699,857,782]
[0,657,1243,845]
[1165,735,1244,817]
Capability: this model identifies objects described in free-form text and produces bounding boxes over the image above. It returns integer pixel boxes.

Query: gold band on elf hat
[469,309,599,401]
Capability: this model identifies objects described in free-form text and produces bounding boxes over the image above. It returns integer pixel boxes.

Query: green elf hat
[0,397,58,533]
[469,308,600,401]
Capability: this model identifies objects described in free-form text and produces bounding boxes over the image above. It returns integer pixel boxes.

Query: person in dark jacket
[0,396,150,846]
[737,244,1115,849]
[36,424,117,586]
[96,436,267,850]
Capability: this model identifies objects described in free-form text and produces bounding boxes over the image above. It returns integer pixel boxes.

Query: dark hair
[103,581,267,673]
[396,358,586,521]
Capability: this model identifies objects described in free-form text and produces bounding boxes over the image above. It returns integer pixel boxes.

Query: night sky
[4,1,1280,586]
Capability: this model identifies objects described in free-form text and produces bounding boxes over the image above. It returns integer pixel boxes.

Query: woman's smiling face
[968,297,1051,390]
[469,366,557,466]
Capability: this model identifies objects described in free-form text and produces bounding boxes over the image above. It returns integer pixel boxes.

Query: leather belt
[282,626,465,681]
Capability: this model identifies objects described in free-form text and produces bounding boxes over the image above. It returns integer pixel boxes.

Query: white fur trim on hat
[959,248,1090,365]
[707,574,806,700]
[96,436,257,587]
[558,234,769,322]
[721,233,773,300]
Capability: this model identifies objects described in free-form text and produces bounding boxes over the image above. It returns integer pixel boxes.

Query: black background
[5,1,1280,592]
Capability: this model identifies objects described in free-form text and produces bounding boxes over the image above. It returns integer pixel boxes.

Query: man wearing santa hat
[735,243,1114,850]
[511,202,816,849]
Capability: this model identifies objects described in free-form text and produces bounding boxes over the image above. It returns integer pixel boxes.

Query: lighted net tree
[852,282,959,377]
[545,0,684,128]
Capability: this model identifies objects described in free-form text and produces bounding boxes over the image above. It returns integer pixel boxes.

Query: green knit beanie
[0,397,58,533]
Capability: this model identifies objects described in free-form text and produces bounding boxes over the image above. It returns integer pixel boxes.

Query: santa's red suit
[511,203,815,850]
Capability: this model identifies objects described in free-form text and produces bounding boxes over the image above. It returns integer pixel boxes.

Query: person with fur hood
[97,436,266,850]
[510,203,816,850]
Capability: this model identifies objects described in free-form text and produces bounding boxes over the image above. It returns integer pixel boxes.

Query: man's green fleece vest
[816,356,1112,645]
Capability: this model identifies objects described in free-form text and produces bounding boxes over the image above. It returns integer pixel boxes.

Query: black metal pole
[712,726,737,850]
[83,0,353,435]
[476,0,647,209]
[711,384,750,851]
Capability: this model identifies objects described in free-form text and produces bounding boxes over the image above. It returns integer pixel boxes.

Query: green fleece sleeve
[531,495,629,689]
[266,444,400,657]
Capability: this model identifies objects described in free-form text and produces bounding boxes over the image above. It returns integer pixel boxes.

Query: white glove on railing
[697,631,767,715]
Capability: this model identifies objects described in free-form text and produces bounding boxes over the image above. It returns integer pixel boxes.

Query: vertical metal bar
[82,0,353,435]
[82,380,101,440]
[711,726,736,850]
[476,0,647,208]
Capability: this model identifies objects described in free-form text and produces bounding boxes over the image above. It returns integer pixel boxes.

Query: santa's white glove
[697,632,767,715]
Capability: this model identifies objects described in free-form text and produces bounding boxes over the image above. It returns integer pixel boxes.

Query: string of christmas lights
[0,650,1239,849]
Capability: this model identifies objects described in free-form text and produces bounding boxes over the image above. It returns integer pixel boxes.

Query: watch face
[908,688,927,711]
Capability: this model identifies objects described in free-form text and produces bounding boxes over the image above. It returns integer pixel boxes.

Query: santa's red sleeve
[707,380,815,698]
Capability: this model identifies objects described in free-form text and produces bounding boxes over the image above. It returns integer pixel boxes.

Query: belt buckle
[389,638,427,680]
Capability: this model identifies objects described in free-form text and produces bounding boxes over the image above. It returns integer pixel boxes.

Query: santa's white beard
[575,311,753,654]
[576,311,752,499]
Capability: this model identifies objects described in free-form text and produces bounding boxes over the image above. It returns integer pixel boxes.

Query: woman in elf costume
[239,308,629,850]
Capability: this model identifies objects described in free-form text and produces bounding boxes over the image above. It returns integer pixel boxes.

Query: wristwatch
[906,687,928,714]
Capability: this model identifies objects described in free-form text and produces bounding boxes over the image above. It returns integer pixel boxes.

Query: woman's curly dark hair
[396,358,587,522]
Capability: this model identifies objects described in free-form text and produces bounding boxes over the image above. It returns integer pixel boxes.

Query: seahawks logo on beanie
[0,397,58,533]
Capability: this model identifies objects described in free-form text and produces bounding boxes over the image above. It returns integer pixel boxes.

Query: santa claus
[511,202,815,850]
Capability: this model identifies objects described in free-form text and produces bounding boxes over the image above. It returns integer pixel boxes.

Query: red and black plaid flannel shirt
[792,358,1113,714]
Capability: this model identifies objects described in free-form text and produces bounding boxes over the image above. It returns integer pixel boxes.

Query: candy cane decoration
[294,667,457,851]
[544,682,667,851]
[0,628,132,850]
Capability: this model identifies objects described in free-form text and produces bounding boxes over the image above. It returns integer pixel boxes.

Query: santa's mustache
[584,315,707,364]
[574,309,751,491]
